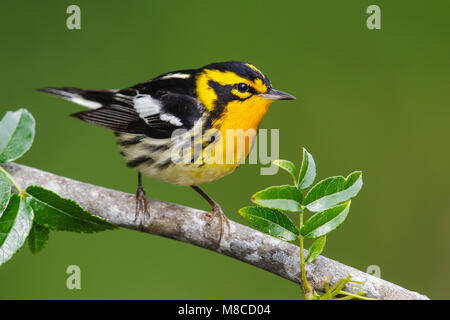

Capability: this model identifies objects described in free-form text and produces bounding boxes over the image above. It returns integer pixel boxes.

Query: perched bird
[37,61,295,240]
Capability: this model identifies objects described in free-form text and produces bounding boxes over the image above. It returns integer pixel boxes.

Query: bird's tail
[36,87,128,109]
[37,86,148,134]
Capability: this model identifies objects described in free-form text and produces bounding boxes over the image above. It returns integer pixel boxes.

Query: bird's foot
[135,183,150,231]
[204,203,230,243]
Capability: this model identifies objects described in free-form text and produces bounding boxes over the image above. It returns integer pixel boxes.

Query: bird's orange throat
[210,96,272,163]
[212,96,272,132]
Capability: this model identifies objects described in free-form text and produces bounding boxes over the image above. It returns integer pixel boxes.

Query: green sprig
[239,147,367,300]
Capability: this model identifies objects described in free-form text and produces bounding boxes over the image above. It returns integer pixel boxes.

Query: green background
[1,0,449,299]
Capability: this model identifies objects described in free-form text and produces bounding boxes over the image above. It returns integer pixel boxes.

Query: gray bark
[2,162,429,300]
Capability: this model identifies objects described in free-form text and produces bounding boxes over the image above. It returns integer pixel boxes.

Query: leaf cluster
[239,148,363,263]
[0,109,117,267]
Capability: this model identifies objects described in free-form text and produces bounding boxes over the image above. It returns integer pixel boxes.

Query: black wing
[69,91,203,139]
[38,72,203,139]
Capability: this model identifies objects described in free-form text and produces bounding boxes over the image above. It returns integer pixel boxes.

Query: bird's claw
[135,184,150,230]
[205,204,230,243]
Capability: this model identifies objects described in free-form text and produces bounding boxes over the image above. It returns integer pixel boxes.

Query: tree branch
[2,162,429,300]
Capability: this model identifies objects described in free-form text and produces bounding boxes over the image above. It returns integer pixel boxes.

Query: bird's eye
[237,83,249,93]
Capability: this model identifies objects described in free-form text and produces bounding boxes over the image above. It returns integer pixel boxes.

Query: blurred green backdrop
[0,0,449,299]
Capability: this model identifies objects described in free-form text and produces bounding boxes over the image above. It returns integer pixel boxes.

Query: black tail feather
[36,87,85,99]
[36,87,130,108]
[37,86,161,137]
[70,106,150,135]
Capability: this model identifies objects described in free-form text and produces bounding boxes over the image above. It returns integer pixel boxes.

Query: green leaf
[25,186,118,233]
[0,194,34,266]
[239,206,299,241]
[301,201,351,239]
[251,185,303,212]
[298,147,316,190]
[28,222,50,254]
[305,236,326,263]
[303,171,363,212]
[273,160,296,183]
[0,170,11,215]
[0,109,35,163]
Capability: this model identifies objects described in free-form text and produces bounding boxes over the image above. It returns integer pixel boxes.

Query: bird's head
[195,61,295,130]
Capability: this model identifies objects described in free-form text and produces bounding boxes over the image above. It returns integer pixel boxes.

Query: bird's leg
[135,172,150,230]
[191,185,230,243]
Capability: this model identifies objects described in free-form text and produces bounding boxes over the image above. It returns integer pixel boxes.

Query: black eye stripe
[207,80,256,108]
[248,86,256,94]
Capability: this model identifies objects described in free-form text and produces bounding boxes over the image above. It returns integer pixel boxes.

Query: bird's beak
[258,88,296,100]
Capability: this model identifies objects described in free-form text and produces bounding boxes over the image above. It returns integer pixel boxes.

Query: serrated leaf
[239,206,299,241]
[28,222,50,254]
[0,170,11,215]
[301,201,351,239]
[0,194,34,266]
[25,185,118,233]
[273,160,296,183]
[298,147,316,190]
[303,171,363,212]
[305,236,326,263]
[0,109,35,163]
[251,185,303,212]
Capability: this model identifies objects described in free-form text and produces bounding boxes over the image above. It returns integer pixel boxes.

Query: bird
[37,61,296,241]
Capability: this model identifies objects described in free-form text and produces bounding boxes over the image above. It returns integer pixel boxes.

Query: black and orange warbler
[38,61,295,240]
